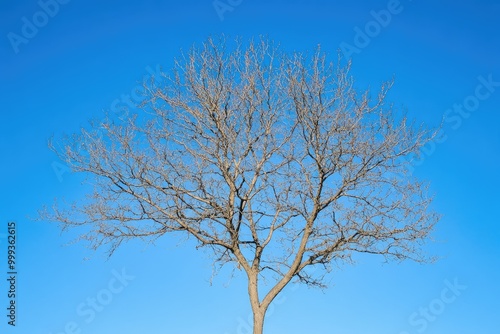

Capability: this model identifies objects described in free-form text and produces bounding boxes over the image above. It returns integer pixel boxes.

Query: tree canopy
[44,37,439,334]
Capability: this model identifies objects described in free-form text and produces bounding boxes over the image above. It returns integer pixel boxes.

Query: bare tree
[43,37,439,334]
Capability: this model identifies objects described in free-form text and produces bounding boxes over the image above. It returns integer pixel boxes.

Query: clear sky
[1,0,499,333]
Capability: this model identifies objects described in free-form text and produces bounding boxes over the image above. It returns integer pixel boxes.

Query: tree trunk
[252,308,265,334]
[247,269,268,334]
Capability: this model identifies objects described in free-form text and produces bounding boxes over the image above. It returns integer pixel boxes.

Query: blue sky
[1,0,499,333]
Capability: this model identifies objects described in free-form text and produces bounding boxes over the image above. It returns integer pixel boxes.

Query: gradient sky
[1,0,499,333]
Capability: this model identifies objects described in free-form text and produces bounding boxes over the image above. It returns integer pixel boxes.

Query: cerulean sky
[1,0,499,333]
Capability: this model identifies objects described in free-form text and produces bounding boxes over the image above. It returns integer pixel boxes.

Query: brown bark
[252,308,265,334]
[247,269,265,334]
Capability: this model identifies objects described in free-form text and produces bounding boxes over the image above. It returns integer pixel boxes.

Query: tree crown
[44,37,439,296]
